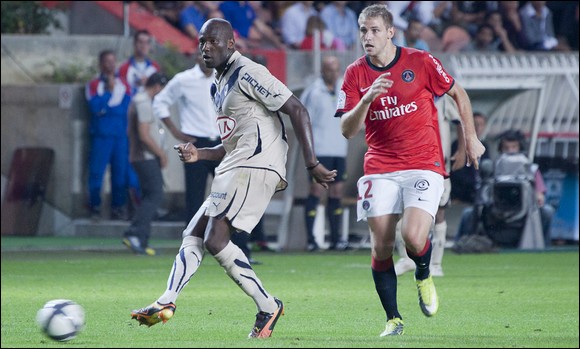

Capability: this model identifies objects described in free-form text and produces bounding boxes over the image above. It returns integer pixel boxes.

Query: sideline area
[2,236,577,254]
[0,236,181,253]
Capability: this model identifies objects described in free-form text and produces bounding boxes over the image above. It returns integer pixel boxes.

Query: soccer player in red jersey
[335,4,486,336]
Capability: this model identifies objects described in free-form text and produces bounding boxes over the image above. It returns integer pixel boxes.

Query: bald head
[322,55,339,69]
[321,55,341,86]
[198,18,236,71]
[200,18,235,41]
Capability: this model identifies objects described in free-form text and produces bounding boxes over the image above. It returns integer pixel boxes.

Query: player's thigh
[356,174,403,221]
[207,168,279,233]
[400,170,444,218]
[399,170,444,246]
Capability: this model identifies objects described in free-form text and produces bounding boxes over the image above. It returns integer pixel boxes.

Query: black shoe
[307,242,319,252]
[330,241,351,251]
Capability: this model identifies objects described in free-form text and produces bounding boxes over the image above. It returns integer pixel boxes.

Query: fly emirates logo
[370,95,418,121]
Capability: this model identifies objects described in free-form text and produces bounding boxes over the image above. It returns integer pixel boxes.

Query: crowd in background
[81,2,577,253]
[138,1,579,53]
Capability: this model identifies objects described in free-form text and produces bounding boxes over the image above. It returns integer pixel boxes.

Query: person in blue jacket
[85,49,132,220]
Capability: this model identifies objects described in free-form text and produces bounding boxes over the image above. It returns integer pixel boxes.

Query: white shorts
[205,167,280,233]
[356,170,444,221]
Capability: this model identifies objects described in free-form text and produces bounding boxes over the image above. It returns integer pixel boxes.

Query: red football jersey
[336,46,454,177]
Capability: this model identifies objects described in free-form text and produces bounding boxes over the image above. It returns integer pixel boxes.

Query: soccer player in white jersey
[336,5,485,336]
[131,18,337,338]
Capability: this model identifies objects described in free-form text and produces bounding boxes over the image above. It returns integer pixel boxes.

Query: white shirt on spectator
[280,2,318,47]
[320,3,359,49]
[386,1,436,31]
[300,77,347,157]
[152,64,220,139]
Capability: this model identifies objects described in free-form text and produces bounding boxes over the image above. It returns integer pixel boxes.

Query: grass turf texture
[1,237,578,348]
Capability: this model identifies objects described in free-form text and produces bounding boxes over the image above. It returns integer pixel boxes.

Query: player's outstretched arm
[279,95,337,189]
[173,143,226,163]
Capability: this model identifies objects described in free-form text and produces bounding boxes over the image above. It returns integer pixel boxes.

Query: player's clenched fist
[173,143,198,163]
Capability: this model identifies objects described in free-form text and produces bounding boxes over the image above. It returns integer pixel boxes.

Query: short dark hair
[134,29,151,42]
[145,72,168,88]
[98,49,115,64]
[498,129,526,152]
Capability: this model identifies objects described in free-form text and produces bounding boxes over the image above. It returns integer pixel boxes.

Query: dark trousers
[126,159,163,248]
[183,137,221,221]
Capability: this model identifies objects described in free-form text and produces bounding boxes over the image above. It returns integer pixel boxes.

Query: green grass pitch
[1,237,578,348]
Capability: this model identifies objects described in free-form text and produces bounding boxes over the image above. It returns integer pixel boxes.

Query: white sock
[214,241,277,313]
[431,221,447,267]
[158,236,204,305]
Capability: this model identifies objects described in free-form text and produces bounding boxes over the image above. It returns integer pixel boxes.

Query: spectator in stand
[386,1,439,51]
[180,2,206,43]
[299,15,345,51]
[139,1,182,29]
[461,24,502,52]
[420,1,454,52]
[386,1,436,33]
[484,11,517,53]
[319,1,359,50]
[427,1,453,37]
[257,1,289,40]
[437,1,495,52]
[218,1,286,49]
[450,1,493,37]
[85,50,132,221]
[547,1,579,51]
[119,30,161,96]
[393,18,430,51]
[498,1,525,51]
[280,1,318,49]
[519,1,565,51]
[439,25,471,52]
[180,1,222,44]
[346,1,371,18]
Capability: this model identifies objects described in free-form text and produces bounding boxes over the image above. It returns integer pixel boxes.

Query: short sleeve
[238,65,293,112]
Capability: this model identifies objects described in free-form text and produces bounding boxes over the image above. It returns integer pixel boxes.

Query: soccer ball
[36,299,85,342]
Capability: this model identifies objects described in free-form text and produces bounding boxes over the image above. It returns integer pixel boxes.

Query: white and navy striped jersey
[211,51,293,191]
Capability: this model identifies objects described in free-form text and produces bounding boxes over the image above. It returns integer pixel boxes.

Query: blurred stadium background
[1,1,578,250]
